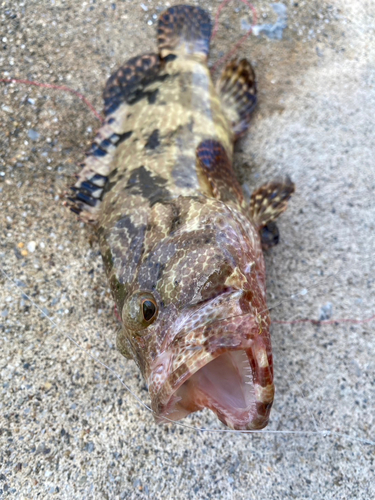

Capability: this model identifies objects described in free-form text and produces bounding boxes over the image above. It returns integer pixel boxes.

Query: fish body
[69,5,294,430]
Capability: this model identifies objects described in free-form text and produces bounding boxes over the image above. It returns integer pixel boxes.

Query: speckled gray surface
[1,1,375,499]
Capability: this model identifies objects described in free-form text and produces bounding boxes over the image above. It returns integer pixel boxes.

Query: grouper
[68,4,295,430]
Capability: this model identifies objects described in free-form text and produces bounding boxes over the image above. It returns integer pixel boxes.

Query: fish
[67,4,295,430]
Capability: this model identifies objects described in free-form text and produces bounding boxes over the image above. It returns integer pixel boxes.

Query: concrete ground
[1,0,374,498]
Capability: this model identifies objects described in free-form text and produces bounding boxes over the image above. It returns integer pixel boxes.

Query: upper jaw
[148,294,274,430]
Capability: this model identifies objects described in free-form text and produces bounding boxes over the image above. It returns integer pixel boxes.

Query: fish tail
[157,5,212,60]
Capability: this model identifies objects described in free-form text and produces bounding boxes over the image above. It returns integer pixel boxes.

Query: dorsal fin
[157,5,212,60]
[103,53,161,116]
[67,54,161,223]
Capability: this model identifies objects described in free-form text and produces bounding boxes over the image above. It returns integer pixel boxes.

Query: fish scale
[67,4,295,430]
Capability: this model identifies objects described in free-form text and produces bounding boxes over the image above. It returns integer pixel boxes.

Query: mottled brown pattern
[69,4,294,430]
[196,139,244,204]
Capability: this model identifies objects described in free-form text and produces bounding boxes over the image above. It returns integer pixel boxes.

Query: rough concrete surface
[0,0,374,498]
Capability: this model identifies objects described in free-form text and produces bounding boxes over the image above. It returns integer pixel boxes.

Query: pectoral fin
[216,58,257,139]
[196,139,244,204]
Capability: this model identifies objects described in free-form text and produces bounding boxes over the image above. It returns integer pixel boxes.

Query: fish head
[118,197,274,430]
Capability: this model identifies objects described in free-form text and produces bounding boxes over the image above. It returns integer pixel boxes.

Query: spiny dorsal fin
[157,5,212,60]
[249,177,295,230]
[67,54,161,223]
[216,58,257,139]
[103,53,161,116]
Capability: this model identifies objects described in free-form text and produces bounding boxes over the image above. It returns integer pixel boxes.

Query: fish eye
[122,291,158,332]
[142,298,157,323]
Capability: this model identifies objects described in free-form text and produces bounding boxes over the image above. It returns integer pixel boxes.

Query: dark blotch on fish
[126,166,170,205]
[169,205,182,234]
[145,129,160,150]
[147,89,159,104]
[116,130,133,145]
[127,74,170,106]
[115,215,139,235]
[103,167,119,195]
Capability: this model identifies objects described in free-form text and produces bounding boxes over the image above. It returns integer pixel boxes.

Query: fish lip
[149,310,274,430]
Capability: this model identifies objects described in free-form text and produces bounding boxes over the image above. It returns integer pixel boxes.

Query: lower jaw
[171,395,271,431]
[153,348,274,431]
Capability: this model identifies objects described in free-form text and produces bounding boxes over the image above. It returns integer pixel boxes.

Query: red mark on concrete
[0,77,104,123]
[211,0,257,73]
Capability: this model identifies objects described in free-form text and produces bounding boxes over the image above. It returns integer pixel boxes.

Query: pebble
[319,302,333,321]
[1,104,13,113]
[44,382,52,391]
[84,442,95,453]
[27,129,40,141]
[27,241,36,253]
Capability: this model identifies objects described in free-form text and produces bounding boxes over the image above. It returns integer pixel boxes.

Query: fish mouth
[150,309,274,430]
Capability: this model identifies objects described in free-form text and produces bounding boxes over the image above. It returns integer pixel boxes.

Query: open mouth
[149,288,274,430]
[155,346,274,430]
